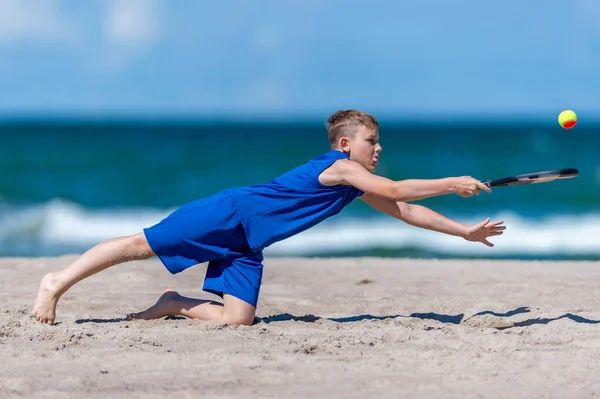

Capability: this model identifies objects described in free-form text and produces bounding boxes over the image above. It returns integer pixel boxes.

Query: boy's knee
[222,312,255,326]
[223,317,254,326]
[221,295,256,326]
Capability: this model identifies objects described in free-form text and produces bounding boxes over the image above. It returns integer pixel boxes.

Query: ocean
[0,120,598,260]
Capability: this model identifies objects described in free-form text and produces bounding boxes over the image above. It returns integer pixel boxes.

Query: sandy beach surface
[2,256,600,398]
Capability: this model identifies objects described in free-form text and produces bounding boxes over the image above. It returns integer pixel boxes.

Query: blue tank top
[231,150,364,251]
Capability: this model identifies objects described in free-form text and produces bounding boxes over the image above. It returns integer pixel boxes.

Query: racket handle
[481,180,491,188]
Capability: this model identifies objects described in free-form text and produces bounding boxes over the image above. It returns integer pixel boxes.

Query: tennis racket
[481,168,579,188]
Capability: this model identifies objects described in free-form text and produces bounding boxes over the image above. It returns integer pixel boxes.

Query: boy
[32,110,505,326]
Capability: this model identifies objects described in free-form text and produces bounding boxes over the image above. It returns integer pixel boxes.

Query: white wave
[0,199,598,258]
[0,198,171,245]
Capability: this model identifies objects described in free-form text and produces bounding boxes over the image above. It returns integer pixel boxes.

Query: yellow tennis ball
[558,110,577,129]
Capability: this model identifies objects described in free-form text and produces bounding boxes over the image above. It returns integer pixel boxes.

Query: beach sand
[1,256,600,398]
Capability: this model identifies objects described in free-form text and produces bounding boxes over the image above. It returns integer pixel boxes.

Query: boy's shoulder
[317,156,355,186]
[270,150,352,188]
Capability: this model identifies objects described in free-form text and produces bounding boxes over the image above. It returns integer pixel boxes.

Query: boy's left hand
[463,217,506,247]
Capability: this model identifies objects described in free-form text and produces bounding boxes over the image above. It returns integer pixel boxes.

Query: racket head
[481,168,579,188]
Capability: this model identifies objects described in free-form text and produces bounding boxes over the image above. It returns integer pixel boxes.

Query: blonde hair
[326,110,379,147]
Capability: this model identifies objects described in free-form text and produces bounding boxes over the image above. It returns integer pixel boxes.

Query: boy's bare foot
[32,273,61,325]
[127,289,180,320]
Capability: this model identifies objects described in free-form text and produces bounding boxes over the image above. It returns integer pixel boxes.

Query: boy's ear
[339,137,350,151]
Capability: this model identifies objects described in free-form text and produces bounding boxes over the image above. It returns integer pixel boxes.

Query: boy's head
[327,110,382,172]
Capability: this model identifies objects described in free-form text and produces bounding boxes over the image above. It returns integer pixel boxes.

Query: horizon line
[0,111,597,128]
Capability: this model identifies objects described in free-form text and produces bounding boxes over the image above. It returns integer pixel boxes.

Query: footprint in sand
[462,314,516,329]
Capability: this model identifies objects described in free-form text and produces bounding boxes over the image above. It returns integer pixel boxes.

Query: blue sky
[0,0,599,121]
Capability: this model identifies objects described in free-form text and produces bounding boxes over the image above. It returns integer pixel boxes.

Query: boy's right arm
[329,159,491,202]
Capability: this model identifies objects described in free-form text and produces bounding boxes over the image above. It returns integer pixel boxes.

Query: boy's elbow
[391,181,423,202]
[391,184,408,202]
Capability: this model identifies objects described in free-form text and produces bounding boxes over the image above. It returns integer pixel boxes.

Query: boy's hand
[451,176,492,197]
[463,217,506,247]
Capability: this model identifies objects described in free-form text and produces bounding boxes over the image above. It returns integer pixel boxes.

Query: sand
[1,256,600,398]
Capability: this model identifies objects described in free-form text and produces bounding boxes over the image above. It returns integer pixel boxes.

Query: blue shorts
[143,191,264,308]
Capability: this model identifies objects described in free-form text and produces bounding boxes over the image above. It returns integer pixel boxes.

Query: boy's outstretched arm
[326,159,491,202]
[360,194,506,247]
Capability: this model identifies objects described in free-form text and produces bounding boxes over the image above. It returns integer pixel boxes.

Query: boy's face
[341,126,382,172]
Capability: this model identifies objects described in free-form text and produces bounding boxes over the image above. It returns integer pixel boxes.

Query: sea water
[0,120,598,260]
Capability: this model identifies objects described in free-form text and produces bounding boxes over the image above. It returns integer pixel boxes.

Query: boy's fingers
[477,182,492,193]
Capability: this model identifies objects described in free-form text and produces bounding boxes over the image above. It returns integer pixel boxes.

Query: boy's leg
[127,291,256,325]
[128,249,262,326]
[32,232,155,325]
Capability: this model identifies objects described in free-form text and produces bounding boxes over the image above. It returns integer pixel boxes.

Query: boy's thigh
[203,251,264,323]
[222,294,256,325]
